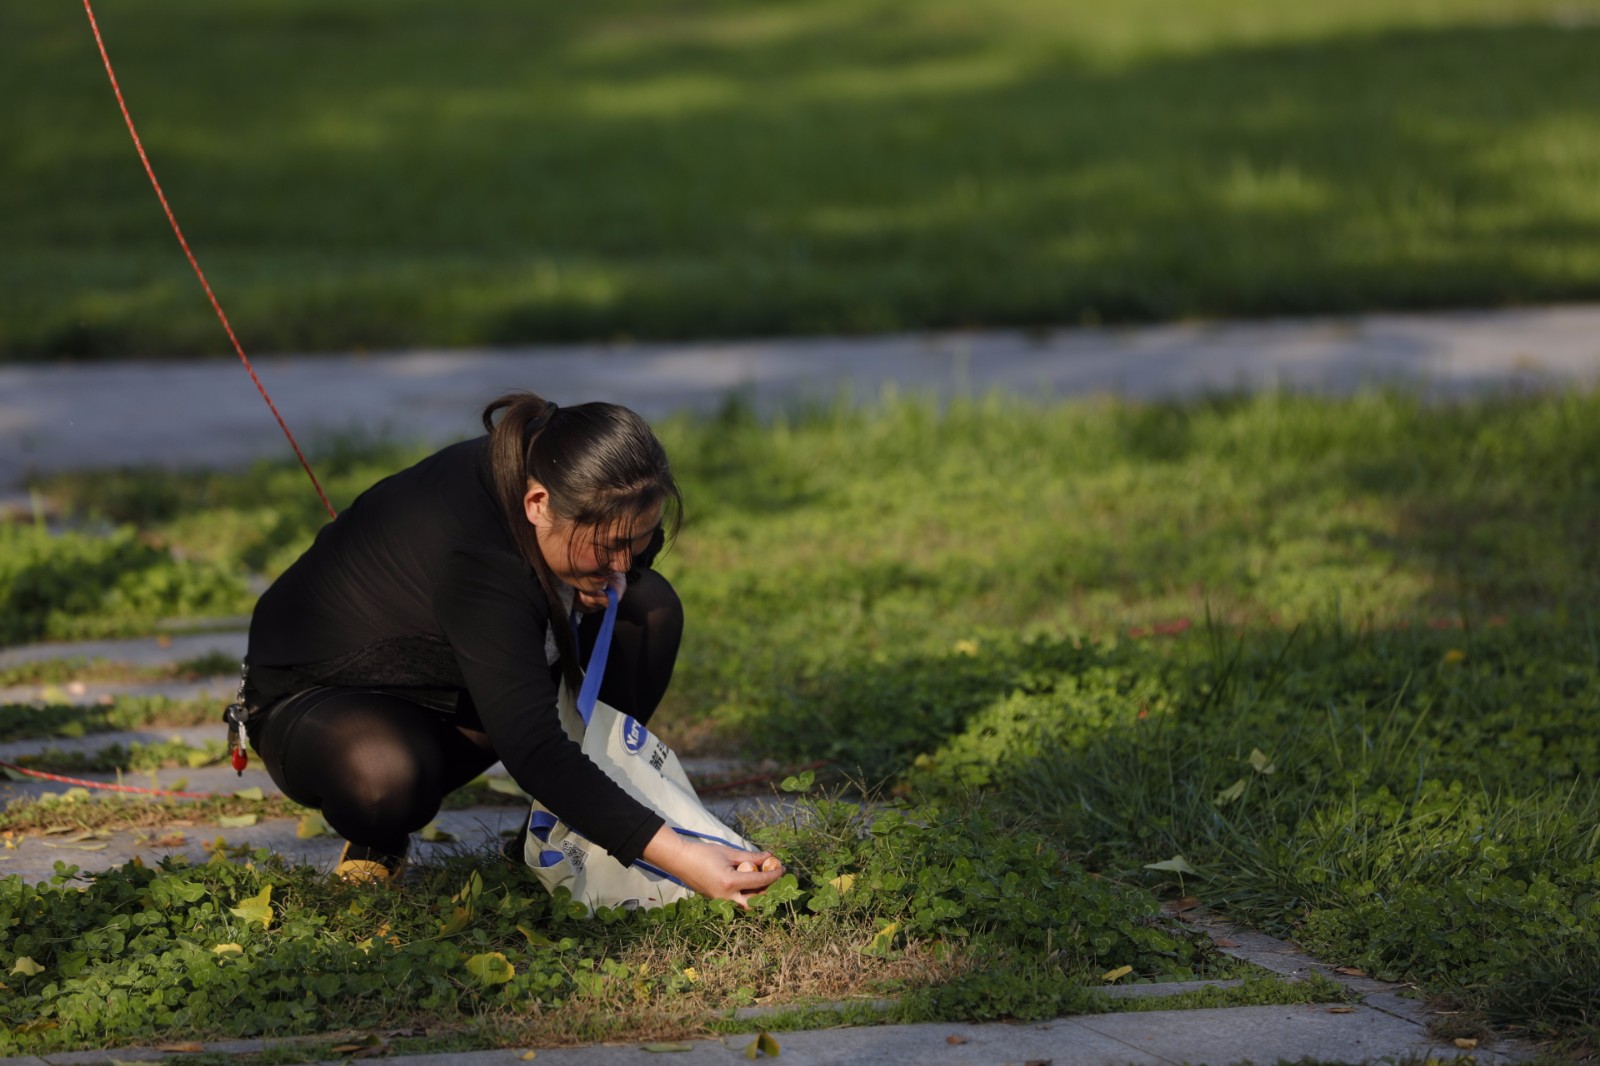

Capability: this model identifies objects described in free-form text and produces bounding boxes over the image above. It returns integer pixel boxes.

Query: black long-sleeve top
[244,437,665,865]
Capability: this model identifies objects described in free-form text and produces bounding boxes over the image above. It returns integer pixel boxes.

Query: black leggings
[252,571,682,858]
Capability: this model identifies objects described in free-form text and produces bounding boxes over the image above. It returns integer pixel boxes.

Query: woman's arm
[641,825,785,906]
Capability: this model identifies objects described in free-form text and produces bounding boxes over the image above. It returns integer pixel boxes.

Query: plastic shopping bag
[522,586,754,913]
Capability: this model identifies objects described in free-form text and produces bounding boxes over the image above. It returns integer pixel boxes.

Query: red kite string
[80,0,337,520]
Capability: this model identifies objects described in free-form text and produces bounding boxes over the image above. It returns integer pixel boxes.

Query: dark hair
[482,391,681,688]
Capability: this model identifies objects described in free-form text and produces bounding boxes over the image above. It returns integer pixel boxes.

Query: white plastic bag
[522,586,754,912]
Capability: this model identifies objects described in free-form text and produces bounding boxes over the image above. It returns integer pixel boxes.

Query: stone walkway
[3,304,1599,494]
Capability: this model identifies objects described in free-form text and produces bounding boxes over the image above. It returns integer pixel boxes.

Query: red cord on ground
[80,0,336,521]
[0,759,225,801]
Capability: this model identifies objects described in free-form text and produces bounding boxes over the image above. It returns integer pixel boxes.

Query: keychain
[223,664,249,775]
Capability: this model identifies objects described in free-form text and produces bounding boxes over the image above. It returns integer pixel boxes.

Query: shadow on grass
[6,2,1600,355]
[737,608,1600,1037]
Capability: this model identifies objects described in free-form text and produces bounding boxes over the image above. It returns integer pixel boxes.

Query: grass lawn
[4,0,1600,359]
[2,388,1598,1054]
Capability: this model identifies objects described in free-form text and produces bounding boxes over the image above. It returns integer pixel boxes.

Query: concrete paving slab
[0,630,248,671]
[0,723,228,759]
[1075,1003,1506,1064]
[4,305,1600,492]
[1187,911,1439,1030]
[3,1003,1516,1066]
[0,675,238,708]
[302,1020,1174,1066]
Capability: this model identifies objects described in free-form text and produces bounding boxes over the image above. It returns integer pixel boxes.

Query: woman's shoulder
[435,541,546,610]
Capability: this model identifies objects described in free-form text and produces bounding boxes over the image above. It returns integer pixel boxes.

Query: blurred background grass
[5,0,1600,359]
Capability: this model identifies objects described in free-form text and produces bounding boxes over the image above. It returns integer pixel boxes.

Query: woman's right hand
[641,826,784,907]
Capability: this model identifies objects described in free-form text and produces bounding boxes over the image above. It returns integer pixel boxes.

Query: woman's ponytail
[483,392,582,688]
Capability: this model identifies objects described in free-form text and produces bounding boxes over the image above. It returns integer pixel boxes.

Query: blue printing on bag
[528,809,559,842]
[537,849,565,868]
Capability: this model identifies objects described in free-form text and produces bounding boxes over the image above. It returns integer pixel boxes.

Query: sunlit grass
[4,0,1600,357]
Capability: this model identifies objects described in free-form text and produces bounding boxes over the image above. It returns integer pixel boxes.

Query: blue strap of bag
[574,584,619,728]
[528,584,620,869]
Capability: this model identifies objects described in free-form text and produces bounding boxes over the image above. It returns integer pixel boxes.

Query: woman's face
[523,483,662,591]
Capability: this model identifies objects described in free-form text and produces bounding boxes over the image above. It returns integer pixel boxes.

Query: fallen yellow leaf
[865,920,899,954]
[296,814,330,839]
[464,951,515,986]
[228,885,273,929]
[1102,965,1134,982]
[11,957,44,976]
[1454,1038,1479,1050]
[420,821,456,843]
[211,944,243,955]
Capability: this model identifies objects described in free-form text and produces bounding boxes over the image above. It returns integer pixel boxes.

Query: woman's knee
[622,568,683,637]
[334,740,440,822]
[269,693,449,833]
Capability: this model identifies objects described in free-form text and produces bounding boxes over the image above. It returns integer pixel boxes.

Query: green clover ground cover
[5,0,1600,358]
[3,389,1599,1050]
[0,800,1230,1055]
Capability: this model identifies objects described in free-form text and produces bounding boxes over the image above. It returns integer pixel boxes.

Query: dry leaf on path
[946,1035,968,1045]
[1334,967,1367,977]
[1213,938,1240,948]
[743,1032,780,1059]
[1328,1007,1355,1014]
[155,1043,205,1053]
[1454,1038,1480,1049]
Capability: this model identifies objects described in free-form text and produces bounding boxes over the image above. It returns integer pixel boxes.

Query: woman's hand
[573,572,627,614]
[641,825,784,907]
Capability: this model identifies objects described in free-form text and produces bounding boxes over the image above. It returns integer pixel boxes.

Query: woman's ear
[522,481,549,529]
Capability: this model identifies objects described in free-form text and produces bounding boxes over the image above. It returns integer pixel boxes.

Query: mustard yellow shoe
[334,842,406,884]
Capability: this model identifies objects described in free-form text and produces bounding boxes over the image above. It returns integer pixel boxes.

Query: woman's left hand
[641,827,785,907]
